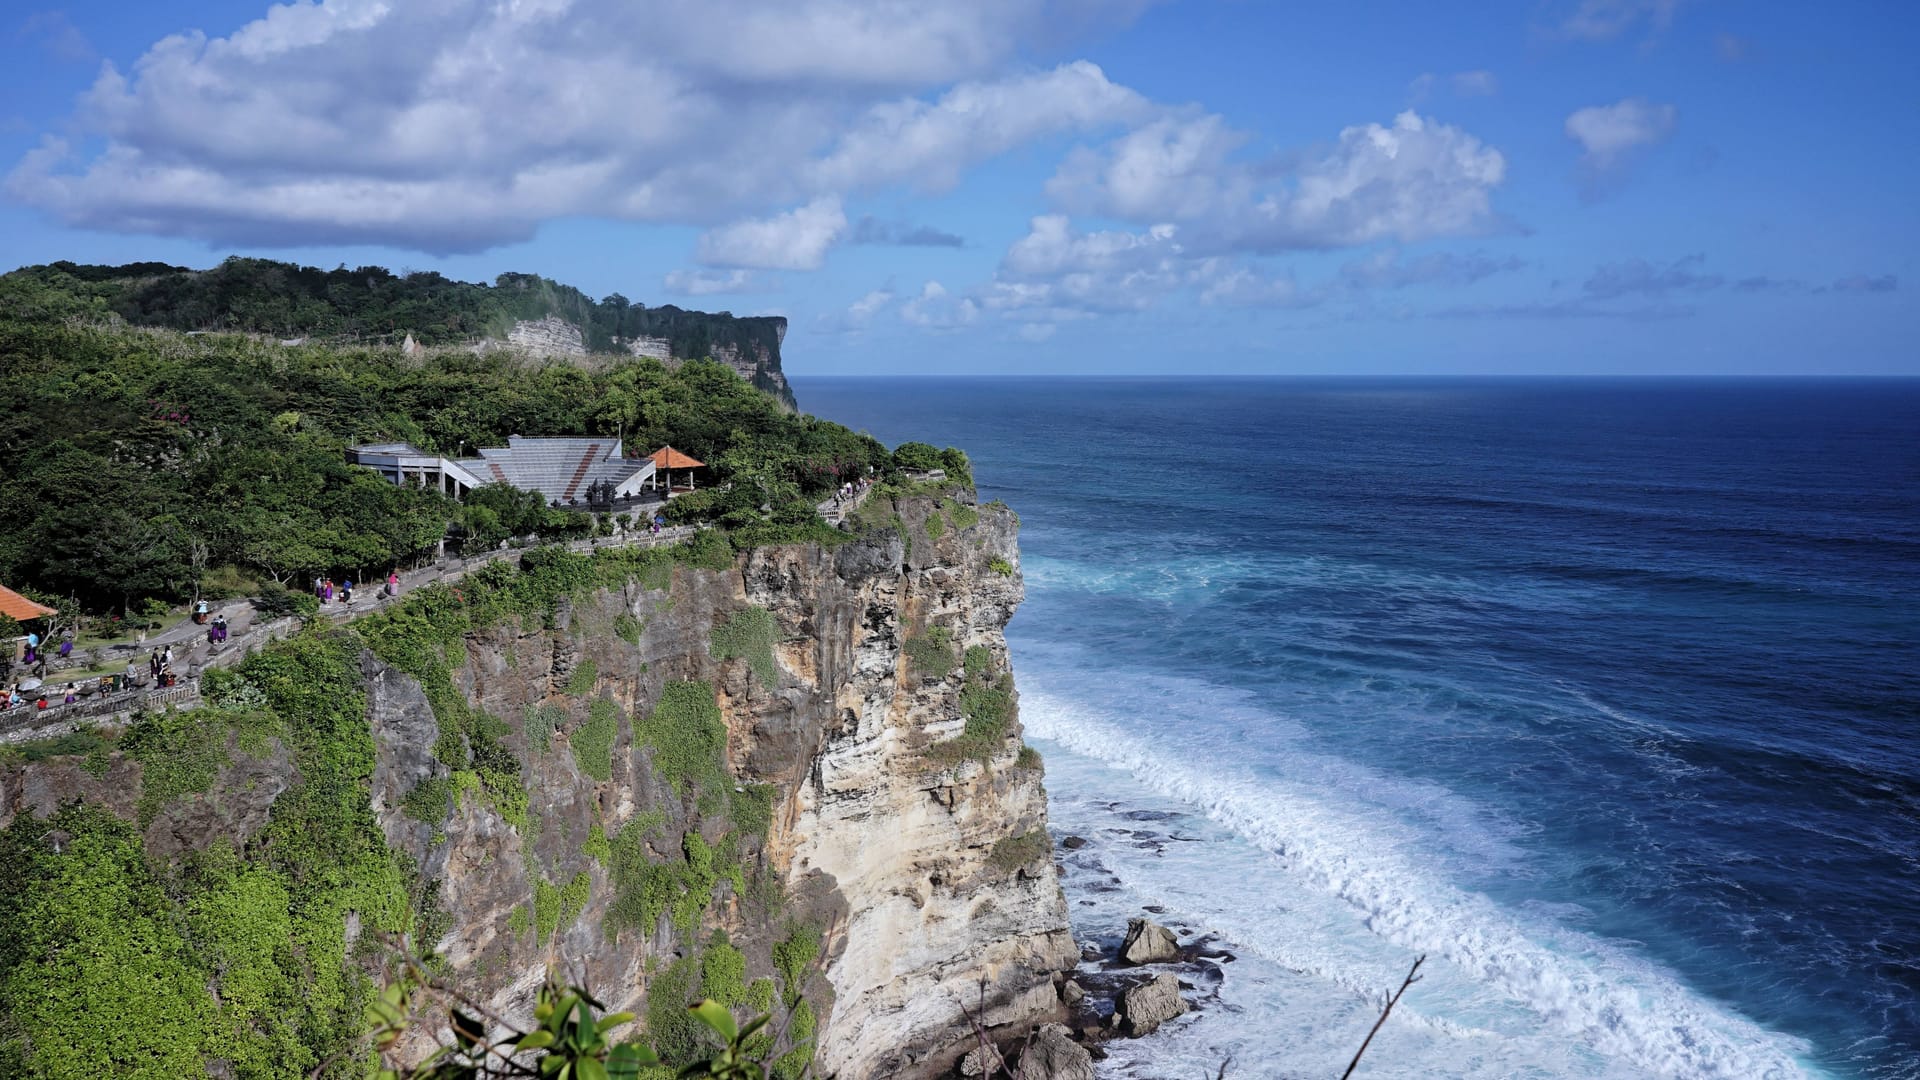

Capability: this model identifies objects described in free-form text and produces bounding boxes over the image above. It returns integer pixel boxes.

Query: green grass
[903,625,955,678]
[987,829,1048,873]
[572,698,621,782]
[637,681,728,797]
[525,703,568,752]
[709,606,779,688]
[582,821,612,864]
[565,658,598,695]
[942,498,979,529]
[402,776,454,825]
[927,649,1016,768]
[987,557,1014,577]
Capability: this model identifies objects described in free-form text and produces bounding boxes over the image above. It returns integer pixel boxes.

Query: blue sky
[2,1,1914,376]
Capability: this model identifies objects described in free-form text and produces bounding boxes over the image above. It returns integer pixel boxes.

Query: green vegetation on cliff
[0,629,416,1077]
[1,258,790,394]
[0,304,900,612]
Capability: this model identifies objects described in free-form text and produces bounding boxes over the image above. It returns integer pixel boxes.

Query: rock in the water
[1015,1024,1095,1080]
[1061,835,1088,850]
[1120,973,1189,1037]
[1060,979,1086,1006]
[1120,917,1180,965]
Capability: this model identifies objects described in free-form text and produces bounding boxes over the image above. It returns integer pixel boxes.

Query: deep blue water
[794,377,1920,1080]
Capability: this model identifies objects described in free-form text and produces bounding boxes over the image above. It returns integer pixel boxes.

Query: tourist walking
[387,570,400,598]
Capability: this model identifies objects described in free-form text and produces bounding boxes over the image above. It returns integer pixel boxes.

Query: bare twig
[1339,955,1425,1080]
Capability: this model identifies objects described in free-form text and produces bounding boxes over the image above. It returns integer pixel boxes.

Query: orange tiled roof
[0,584,56,622]
[649,446,705,469]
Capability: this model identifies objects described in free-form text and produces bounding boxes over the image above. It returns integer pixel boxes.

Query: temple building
[348,436,663,507]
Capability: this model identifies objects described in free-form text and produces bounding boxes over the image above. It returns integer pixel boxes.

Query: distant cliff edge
[0,258,796,409]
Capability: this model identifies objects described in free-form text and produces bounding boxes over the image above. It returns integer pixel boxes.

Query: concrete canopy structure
[350,437,658,506]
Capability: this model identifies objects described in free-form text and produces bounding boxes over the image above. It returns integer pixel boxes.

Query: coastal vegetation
[0,258,785,362]
[0,274,979,616]
[0,535,826,1077]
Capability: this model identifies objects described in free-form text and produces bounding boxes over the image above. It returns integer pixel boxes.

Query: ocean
[793,377,1920,1080]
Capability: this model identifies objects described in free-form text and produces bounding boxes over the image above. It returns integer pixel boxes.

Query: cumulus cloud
[815,287,897,334]
[900,281,980,330]
[807,60,1149,193]
[663,269,769,296]
[850,216,965,248]
[696,198,847,270]
[1566,98,1678,168]
[6,1,1154,251]
[1049,110,1507,253]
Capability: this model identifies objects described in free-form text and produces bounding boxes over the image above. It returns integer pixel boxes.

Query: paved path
[818,482,875,526]
[1,525,702,745]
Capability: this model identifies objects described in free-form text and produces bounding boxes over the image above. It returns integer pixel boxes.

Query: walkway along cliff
[0,490,1076,1078]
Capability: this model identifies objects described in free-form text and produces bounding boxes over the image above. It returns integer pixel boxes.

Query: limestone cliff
[479,315,796,410]
[0,491,1069,1078]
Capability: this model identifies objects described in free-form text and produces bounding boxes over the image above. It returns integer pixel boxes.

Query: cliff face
[0,492,1068,1077]
[484,316,796,410]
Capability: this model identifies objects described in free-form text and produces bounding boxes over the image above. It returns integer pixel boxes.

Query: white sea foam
[1021,677,1823,1080]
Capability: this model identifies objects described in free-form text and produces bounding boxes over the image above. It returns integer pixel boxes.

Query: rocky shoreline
[952,820,1234,1079]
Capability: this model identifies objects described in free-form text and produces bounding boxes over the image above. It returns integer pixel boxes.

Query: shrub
[564,658,597,694]
[709,607,779,688]
[572,698,620,782]
[987,829,1048,873]
[987,557,1014,577]
[637,681,727,797]
[903,625,955,678]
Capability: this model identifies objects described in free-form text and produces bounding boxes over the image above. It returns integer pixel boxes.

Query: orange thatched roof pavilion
[0,584,56,623]
[648,446,706,494]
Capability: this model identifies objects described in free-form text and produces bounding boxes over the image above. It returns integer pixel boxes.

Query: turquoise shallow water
[795,377,1920,1080]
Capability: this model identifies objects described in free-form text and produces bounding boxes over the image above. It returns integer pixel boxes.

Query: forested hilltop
[1,259,795,404]
[0,312,963,616]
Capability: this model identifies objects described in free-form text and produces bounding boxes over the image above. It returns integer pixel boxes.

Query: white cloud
[1015,322,1057,343]
[900,280,980,330]
[663,268,769,296]
[815,287,897,334]
[19,10,95,63]
[1566,98,1678,168]
[1196,265,1318,308]
[696,198,847,270]
[809,61,1149,193]
[1340,249,1525,289]
[1452,70,1499,96]
[6,0,1155,252]
[1554,0,1683,42]
[1583,253,1720,298]
[1050,110,1507,253]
